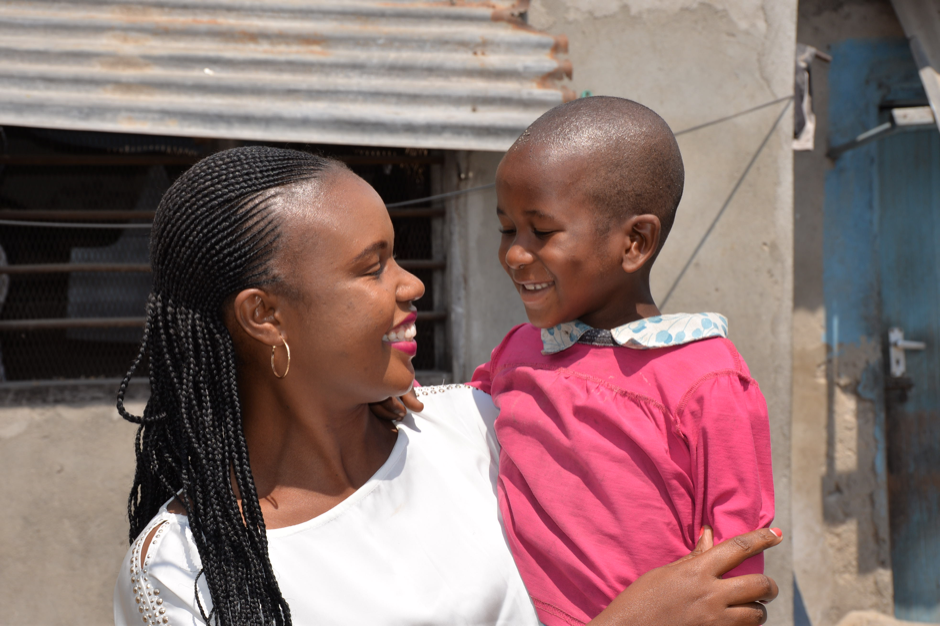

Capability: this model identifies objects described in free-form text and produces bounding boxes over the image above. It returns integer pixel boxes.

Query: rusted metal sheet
[0,0,572,151]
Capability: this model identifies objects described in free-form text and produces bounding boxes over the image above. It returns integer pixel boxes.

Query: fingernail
[698,527,705,540]
[770,528,782,537]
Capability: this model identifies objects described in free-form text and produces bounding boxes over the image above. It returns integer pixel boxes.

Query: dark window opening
[0,127,449,383]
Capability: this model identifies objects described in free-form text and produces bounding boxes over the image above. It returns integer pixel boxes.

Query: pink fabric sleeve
[468,359,493,394]
[677,372,775,577]
[466,323,531,393]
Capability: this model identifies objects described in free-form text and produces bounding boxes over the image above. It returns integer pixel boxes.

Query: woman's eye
[532,228,554,237]
[368,253,397,277]
[498,228,515,235]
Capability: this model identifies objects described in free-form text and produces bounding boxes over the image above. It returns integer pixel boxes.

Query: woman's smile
[383,311,418,356]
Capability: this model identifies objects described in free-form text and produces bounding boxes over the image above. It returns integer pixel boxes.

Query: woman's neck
[238,373,398,529]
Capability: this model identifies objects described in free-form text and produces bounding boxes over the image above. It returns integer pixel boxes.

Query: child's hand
[588,527,783,626]
[369,388,424,421]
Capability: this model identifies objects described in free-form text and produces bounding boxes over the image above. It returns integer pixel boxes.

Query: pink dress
[470,314,774,626]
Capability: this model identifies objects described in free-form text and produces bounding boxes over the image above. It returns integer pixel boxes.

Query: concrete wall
[524,2,797,624]
[791,2,906,625]
[0,397,141,625]
[447,150,529,382]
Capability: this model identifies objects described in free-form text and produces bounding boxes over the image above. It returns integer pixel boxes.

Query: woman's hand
[369,388,424,421]
[588,527,783,626]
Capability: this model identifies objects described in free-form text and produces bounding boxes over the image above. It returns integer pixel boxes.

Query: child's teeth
[524,282,551,291]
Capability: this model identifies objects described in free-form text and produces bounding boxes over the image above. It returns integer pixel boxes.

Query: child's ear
[621,214,661,274]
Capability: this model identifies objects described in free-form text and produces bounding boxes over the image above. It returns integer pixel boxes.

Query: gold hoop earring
[271,337,290,379]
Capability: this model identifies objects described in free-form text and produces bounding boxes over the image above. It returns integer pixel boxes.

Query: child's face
[495,148,631,329]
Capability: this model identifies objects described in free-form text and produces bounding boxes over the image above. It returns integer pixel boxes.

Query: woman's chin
[384,367,416,398]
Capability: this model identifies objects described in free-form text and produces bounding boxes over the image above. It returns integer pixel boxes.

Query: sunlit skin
[496,144,663,330]
[222,170,424,529]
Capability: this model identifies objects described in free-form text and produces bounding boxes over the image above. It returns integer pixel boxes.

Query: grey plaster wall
[447,150,529,382]
[0,400,141,625]
[525,2,797,624]
[791,1,906,625]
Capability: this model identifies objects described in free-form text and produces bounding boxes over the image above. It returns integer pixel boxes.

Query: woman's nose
[504,243,534,270]
[397,267,425,302]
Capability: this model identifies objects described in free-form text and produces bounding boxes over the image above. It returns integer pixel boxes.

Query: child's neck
[579,285,661,330]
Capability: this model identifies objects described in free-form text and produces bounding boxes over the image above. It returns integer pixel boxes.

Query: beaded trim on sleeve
[129,517,171,625]
[414,384,473,397]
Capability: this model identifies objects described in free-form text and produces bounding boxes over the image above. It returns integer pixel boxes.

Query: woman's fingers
[699,528,783,578]
[675,525,714,563]
[721,573,779,605]
[723,603,770,626]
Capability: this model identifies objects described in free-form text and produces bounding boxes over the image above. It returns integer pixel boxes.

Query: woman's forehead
[278,172,393,262]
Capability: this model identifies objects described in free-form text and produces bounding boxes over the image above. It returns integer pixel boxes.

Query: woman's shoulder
[411,384,500,452]
[114,500,211,626]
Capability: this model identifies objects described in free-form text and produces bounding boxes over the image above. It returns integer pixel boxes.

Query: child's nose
[505,243,534,269]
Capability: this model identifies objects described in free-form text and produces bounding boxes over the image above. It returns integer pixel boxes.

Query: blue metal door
[878,128,940,622]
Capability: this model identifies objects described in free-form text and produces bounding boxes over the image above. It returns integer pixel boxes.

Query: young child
[468,96,775,626]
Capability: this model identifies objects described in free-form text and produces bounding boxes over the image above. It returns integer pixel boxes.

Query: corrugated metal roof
[0,0,573,151]
[891,0,940,133]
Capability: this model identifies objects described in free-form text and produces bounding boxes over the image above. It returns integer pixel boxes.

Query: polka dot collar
[540,312,729,355]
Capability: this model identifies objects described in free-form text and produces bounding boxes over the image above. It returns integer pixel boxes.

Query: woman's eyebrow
[350,240,388,265]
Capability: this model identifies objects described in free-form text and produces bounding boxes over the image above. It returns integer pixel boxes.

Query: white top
[114,385,539,626]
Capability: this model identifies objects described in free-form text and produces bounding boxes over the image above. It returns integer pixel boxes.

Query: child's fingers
[369,397,407,421]
[400,388,424,413]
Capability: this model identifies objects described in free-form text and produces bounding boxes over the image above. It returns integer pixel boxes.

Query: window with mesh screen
[0,127,450,382]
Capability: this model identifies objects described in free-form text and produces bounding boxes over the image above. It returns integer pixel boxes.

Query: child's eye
[498,228,516,235]
[532,228,554,237]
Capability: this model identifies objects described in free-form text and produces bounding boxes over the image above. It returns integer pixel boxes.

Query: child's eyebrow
[495,207,555,221]
[522,209,554,220]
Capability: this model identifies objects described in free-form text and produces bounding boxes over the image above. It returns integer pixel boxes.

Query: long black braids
[117,146,344,626]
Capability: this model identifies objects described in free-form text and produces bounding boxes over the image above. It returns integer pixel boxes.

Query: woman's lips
[383,312,418,356]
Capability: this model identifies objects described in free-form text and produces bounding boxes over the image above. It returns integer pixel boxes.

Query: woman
[114,147,780,626]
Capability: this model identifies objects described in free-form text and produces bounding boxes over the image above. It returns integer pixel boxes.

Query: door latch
[889,327,926,378]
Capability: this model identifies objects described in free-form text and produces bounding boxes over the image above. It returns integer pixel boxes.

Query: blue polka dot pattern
[541,313,728,355]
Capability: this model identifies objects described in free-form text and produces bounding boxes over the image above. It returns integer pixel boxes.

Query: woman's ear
[231,288,285,346]
[621,214,661,274]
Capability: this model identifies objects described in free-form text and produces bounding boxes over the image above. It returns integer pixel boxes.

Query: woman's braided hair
[117,146,344,626]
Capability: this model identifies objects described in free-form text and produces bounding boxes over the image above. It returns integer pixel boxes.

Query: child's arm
[678,371,775,577]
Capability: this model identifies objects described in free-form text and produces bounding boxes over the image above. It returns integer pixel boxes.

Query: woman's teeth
[383,322,417,343]
[523,282,552,291]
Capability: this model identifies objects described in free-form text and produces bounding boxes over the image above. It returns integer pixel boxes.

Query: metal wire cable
[660,97,793,307]
[673,95,794,137]
[0,94,794,229]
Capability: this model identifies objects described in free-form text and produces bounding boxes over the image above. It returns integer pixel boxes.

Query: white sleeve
[414,384,501,458]
[114,515,211,626]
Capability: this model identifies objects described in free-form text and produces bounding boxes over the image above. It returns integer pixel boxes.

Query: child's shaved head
[509,96,684,244]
